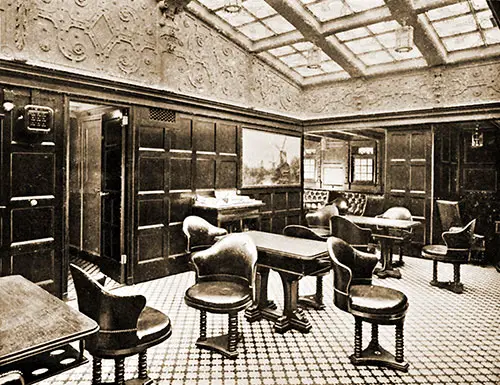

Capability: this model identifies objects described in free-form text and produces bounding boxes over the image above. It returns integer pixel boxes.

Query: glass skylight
[238,22,274,41]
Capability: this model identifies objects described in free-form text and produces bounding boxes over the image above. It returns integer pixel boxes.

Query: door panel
[100,112,125,282]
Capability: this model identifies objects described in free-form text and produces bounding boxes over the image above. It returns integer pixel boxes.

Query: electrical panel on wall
[14,105,54,143]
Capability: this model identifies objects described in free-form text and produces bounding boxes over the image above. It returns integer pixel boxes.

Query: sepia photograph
[0,0,499,385]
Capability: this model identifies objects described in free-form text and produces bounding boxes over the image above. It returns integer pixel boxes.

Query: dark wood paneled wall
[385,128,432,250]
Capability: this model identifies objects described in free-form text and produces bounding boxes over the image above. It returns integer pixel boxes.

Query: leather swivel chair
[0,372,24,385]
[376,207,414,266]
[184,233,257,359]
[305,204,339,238]
[421,219,476,294]
[362,195,385,217]
[436,200,485,261]
[332,196,349,215]
[328,237,409,372]
[70,264,172,385]
[330,215,374,252]
[282,225,332,310]
[182,215,228,252]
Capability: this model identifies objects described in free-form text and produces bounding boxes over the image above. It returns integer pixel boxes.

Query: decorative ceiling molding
[385,0,447,66]
[263,0,365,78]
[157,0,193,20]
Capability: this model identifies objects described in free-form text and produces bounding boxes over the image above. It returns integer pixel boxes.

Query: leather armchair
[70,264,172,385]
[184,233,257,359]
[182,215,228,252]
[436,200,485,260]
[421,219,476,294]
[305,204,339,238]
[0,372,24,385]
[376,207,414,265]
[330,215,374,252]
[362,195,385,217]
[328,237,409,372]
[282,225,332,310]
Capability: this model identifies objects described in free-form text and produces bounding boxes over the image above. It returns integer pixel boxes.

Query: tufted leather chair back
[343,193,366,216]
[183,215,228,252]
[190,233,257,286]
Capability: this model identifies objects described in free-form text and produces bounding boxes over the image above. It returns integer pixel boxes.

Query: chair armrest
[99,291,147,332]
[473,234,484,239]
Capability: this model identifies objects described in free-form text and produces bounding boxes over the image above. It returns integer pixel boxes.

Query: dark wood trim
[0,60,301,130]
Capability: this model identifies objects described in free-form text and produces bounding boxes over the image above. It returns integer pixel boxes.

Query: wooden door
[386,129,432,250]
[100,111,126,283]
[1,90,64,297]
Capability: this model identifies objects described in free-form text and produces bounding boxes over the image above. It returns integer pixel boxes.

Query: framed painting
[241,128,301,187]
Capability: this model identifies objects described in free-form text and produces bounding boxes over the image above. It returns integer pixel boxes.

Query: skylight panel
[321,60,343,73]
[293,42,314,52]
[280,53,308,67]
[358,50,394,66]
[477,10,495,29]
[237,22,274,41]
[433,14,477,37]
[470,0,489,11]
[307,0,354,22]
[197,0,226,11]
[442,31,483,51]
[484,28,500,45]
[268,46,296,57]
[426,2,470,21]
[344,0,386,13]
[392,46,424,61]
[294,66,324,77]
[216,9,255,27]
[345,36,383,54]
[367,20,400,34]
[335,27,370,42]
[242,0,277,18]
[262,15,296,35]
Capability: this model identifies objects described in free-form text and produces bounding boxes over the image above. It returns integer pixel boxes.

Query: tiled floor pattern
[46,256,499,385]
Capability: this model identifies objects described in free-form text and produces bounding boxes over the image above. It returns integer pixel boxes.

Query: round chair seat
[350,285,408,318]
[185,281,252,313]
[421,244,467,263]
[91,306,172,358]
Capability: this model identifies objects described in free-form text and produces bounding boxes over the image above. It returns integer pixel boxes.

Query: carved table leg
[245,266,276,323]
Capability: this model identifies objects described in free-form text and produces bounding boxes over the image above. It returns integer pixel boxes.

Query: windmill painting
[241,128,301,187]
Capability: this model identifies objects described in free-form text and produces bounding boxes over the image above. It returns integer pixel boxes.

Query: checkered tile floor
[47,256,499,385]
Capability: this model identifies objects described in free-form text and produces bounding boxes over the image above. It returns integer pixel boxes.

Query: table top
[344,215,421,230]
[245,231,328,260]
[0,275,99,366]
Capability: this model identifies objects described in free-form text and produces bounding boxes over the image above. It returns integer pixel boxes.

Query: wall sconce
[2,101,15,112]
[307,45,321,69]
[395,20,414,53]
[224,0,242,13]
[471,125,484,148]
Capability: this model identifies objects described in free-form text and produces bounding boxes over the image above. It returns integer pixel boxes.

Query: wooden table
[344,215,421,279]
[192,201,265,232]
[243,231,329,334]
[0,275,99,384]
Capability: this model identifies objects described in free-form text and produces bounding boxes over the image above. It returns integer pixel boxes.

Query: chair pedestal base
[196,333,242,360]
[298,294,325,310]
[99,378,153,385]
[430,280,463,294]
[350,341,409,372]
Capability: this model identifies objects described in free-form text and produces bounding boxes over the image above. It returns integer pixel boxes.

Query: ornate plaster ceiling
[186,0,500,86]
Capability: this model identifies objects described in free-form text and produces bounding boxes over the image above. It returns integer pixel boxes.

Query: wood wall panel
[216,122,237,154]
[168,224,186,255]
[463,169,497,191]
[12,250,55,286]
[139,157,165,192]
[139,125,165,149]
[171,117,192,151]
[138,199,165,227]
[137,228,166,263]
[216,160,237,189]
[170,157,192,191]
[11,153,55,197]
[195,158,215,189]
[11,205,54,244]
[194,120,215,152]
[169,193,194,223]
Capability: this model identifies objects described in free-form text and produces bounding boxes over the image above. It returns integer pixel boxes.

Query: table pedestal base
[298,294,325,310]
[430,280,463,294]
[2,344,87,385]
[350,341,409,372]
